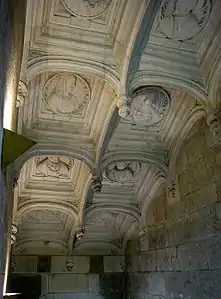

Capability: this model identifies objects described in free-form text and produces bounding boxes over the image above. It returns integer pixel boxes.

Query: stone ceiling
[13,0,221,255]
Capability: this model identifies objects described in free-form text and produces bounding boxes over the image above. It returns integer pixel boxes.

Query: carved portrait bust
[43,73,90,115]
[105,162,140,183]
[35,155,73,178]
[128,87,170,127]
[159,0,211,41]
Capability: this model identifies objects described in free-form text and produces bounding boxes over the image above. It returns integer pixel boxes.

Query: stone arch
[130,71,208,106]
[101,150,169,178]
[27,57,120,95]
[16,201,80,225]
[85,203,141,225]
[14,142,94,179]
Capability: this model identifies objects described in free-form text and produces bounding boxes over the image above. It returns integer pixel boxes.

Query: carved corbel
[75,225,85,241]
[117,95,131,118]
[16,80,27,108]
[91,174,103,192]
[66,256,74,272]
[11,224,18,245]
[205,108,220,137]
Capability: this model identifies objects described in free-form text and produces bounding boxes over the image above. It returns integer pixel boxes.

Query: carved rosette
[205,108,220,136]
[61,0,112,19]
[105,162,140,184]
[75,225,85,240]
[16,80,27,107]
[11,224,18,245]
[159,0,211,41]
[118,87,170,128]
[91,175,103,192]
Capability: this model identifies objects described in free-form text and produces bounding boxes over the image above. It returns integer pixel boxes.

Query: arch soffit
[16,201,80,225]
[14,239,68,254]
[208,54,221,108]
[130,71,208,106]
[101,150,169,178]
[14,143,94,178]
[85,204,141,225]
[125,0,164,94]
[27,57,120,95]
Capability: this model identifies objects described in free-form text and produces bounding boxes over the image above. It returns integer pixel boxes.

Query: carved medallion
[43,73,90,115]
[128,87,170,127]
[61,0,112,19]
[105,162,140,183]
[35,156,73,178]
[159,0,211,41]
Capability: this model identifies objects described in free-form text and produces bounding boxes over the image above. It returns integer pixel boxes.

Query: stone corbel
[116,95,131,118]
[139,227,149,251]
[91,174,103,192]
[66,256,74,272]
[16,80,27,108]
[205,108,220,137]
[75,225,85,241]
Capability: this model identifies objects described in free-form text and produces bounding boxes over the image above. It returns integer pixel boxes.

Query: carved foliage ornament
[61,0,112,19]
[43,73,90,115]
[105,162,140,183]
[159,0,211,41]
[35,156,73,178]
[118,87,170,127]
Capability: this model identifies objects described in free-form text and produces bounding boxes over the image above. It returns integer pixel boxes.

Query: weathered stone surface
[156,247,178,271]
[148,273,166,296]
[178,241,211,271]
[140,251,157,272]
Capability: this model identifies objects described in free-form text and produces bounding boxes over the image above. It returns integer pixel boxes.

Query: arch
[140,168,166,228]
[207,52,221,108]
[16,201,80,224]
[14,238,67,254]
[74,239,122,253]
[85,203,141,224]
[101,150,169,178]
[14,142,94,178]
[130,71,208,105]
[125,0,164,94]
[27,57,120,94]
[169,106,205,175]
[95,107,120,170]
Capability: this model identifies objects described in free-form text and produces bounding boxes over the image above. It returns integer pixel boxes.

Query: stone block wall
[126,120,221,299]
[11,255,126,299]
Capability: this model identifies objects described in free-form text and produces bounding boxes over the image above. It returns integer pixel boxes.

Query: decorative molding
[105,161,140,184]
[16,81,27,107]
[43,73,90,115]
[91,175,103,192]
[61,0,112,19]
[159,0,211,41]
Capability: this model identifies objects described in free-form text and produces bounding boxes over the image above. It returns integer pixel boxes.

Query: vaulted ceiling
[13,0,221,255]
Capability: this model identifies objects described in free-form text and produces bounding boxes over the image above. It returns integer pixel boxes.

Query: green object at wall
[2,129,36,168]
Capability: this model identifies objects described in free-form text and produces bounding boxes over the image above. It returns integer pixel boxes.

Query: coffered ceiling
[13,0,221,255]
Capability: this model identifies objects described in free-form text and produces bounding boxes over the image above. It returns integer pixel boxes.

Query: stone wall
[11,255,126,299]
[126,120,221,299]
